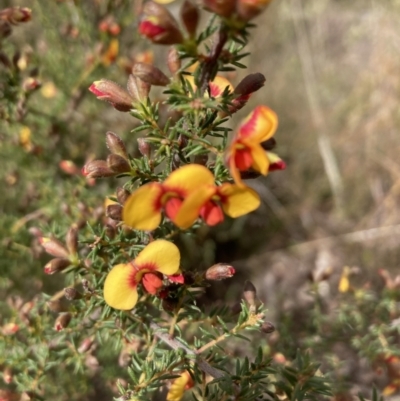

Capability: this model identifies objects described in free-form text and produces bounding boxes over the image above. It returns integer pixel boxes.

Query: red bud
[139,2,183,45]
[205,263,235,281]
[44,258,71,274]
[0,7,32,25]
[54,312,72,331]
[89,79,135,112]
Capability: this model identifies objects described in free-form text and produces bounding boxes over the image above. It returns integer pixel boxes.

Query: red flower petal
[164,197,183,221]
[200,201,224,226]
[168,273,185,284]
[142,272,163,295]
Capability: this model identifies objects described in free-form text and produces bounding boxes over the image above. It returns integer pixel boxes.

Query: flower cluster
[122,164,260,230]
[84,0,286,321]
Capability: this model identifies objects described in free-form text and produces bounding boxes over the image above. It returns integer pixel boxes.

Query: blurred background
[2,0,400,399]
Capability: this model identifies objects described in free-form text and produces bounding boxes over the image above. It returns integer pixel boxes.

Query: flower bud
[167,47,181,75]
[22,77,41,92]
[116,187,131,205]
[82,160,115,179]
[0,7,32,25]
[180,0,199,37]
[106,204,123,221]
[137,137,151,158]
[205,263,235,281]
[39,237,69,258]
[139,1,183,45]
[89,79,135,112]
[64,287,83,300]
[54,312,72,331]
[267,152,286,172]
[132,62,169,86]
[59,160,80,175]
[202,0,235,17]
[260,320,275,334]
[44,258,71,275]
[78,337,95,353]
[107,154,131,173]
[127,74,151,102]
[65,225,78,255]
[105,131,128,159]
[234,73,265,96]
[237,0,273,21]
[1,323,19,336]
[243,280,257,307]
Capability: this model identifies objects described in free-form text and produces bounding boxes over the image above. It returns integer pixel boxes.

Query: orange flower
[186,75,257,113]
[103,240,180,310]
[226,105,279,186]
[167,371,194,401]
[174,182,260,229]
[123,164,214,231]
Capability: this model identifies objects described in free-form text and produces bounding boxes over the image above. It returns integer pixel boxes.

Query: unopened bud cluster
[40,226,79,275]
[82,132,131,179]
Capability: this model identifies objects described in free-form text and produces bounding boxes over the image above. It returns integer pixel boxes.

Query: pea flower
[167,371,194,401]
[103,240,180,310]
[174,182,260,229]
[123,164,214,231]
[186,74,265,114]
[225,105,280,186]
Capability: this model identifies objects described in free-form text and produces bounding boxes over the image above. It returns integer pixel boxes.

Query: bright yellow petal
[209,76,233,97]
[164,164,214,194]
[135,240,180,275]
[174,186,216,229]
[238,105,278,142]
[219,184,260,217]
[250,143,270,175]
[184,75,196,92]
[104,264,138,310]
[167,372,192,401]
[123,184,163,231]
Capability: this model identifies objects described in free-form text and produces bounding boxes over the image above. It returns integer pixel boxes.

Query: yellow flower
[225,105,281,186]
[167,371,194,401]
[123,164,214,231]
[103,240,180,310]
[174,182,260,229]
